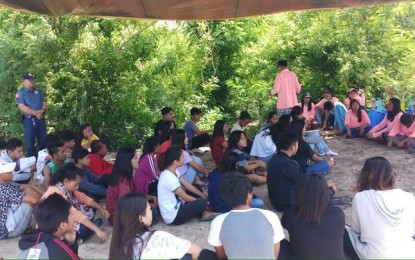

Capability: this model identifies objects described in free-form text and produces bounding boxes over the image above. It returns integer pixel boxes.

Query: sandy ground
[1,137,414,258]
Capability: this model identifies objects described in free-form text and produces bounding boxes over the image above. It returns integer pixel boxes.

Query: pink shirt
[300,102,316,122]
[345,110,370,129]
[270,68,301,109]
[397,120,415,138]
[315,97,339,109]
[369,112,403,138]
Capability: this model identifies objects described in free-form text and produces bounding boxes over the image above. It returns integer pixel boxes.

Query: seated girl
[157,147,217,225]
[210,120,229,166]
[260,111,279,129]
[75,123,99,151]
[282,174,344,259]
[42,164,108,242]
[322,101,347,133]
[134,136,160,198]
[289,120,335,175]
[107,147,142,225]
[391,113,415,151]
[159,129,208,185]
[345,99,371,138]
[344,157,415,259]
[227,131,267,185]
[209,151,264,212]
[291,106,338,156]
[109,193,215,259]
[299,92,316,125]
[367,97,403,147]
[250,123,277,164]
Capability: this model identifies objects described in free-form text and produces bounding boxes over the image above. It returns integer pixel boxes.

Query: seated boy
[267,132,301,212]
[0,138,35,184]
[184,107,211,152]
[60,130,76,162]
[208,172,285,259]
[154,107,176,137]
[73,147,107,201]
[323,100,347,133]
[18,193,80,259]
[0,161,41,240]
[88,140,113,176]
[36,134,60,182]
[43,141,66,187]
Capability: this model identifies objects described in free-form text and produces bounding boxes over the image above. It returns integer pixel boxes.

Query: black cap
[22,72,35,80]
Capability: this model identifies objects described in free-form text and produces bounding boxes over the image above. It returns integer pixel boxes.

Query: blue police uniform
[16,86,47,157]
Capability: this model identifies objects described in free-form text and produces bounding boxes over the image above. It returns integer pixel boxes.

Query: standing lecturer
[269,60,301,116]
[15,73,47,157]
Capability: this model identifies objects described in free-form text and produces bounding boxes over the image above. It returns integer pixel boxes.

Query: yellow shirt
[81,134,99,149]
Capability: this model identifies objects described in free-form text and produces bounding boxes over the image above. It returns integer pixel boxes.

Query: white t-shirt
[208,208,284,259]
[36,149,50,181]
[250,128,276,158]
[157,169,182,224]
[230,123,244,133]
[133,231,191,259]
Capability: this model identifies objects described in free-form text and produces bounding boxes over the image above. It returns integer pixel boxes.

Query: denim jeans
[305,160,330,175]
[7,203,32,238]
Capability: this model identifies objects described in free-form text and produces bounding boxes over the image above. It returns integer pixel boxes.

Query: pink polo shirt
[315,97,339,109]
[397,120,415,138]
[270,68,301,109]
[369,112,403,138]
[345,110,370,129]
[299,102,316,122]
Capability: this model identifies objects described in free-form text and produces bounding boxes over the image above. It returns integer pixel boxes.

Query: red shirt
[88,153,113,176]
[106,177,134,225]
[210,136,225,166]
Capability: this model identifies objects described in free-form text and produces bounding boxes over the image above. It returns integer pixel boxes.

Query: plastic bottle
[407,99,414,115]
[376,98,383,112]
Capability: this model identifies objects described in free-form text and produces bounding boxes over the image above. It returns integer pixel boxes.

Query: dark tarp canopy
[0,0,409,20]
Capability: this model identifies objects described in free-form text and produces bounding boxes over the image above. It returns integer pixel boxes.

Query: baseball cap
[22,72,35,80]
[302,92,311,98]
[0,161,16,175]
[347,88,358,94]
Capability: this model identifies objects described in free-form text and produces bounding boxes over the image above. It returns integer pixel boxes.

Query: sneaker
[325,150,339,156]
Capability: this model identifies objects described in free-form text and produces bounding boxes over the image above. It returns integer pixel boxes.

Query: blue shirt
[184,120,197,148]
[208,169,230,213]
[16,87,45,116]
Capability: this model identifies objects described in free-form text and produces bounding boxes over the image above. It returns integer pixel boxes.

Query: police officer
[15,73,47,157]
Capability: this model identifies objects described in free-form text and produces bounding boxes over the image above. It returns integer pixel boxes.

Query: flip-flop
[199,213,221,222]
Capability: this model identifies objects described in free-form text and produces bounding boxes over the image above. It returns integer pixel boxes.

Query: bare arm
[87,200,110,219]
[43,165,51,188]
[80,218,107,242]
[188,160,209,175]
[175,187,197,202]
[187,243,202,259]
[274,243,281,258]
[214,246,227,259]
[179,178,207,199]
[17,104,37,116]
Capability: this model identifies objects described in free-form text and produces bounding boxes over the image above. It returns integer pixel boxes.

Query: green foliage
[1,3,415,148]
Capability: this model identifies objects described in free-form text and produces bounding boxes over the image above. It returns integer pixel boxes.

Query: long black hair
[212,120,226,139]
[301,95,312,112]
[387,98,402,121]
[293,174,331,225]
[349,99,362,122]
[109,147,136,187]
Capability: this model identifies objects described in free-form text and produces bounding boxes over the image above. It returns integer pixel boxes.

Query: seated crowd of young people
[0,95,414,259]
